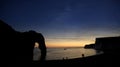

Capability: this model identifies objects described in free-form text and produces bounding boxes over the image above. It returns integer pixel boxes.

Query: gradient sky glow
[1,0,120,47]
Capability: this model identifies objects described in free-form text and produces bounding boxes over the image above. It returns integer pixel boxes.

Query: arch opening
[33,42,41,61]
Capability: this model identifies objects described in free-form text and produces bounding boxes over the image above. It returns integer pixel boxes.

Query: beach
[32,47,120,67]
[32,51,119,67]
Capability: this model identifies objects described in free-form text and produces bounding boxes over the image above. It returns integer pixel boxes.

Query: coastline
[32,51,119,67]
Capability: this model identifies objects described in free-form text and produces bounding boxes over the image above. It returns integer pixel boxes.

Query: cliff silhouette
[95,36,120,52]
[0,20,46,66]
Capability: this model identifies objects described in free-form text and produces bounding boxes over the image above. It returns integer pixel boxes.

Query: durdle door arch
[0,20,46,65]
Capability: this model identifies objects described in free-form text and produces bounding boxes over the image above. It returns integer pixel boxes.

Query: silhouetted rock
[95,36,120,51]
[84,44,95,48]
[0,20,46,65]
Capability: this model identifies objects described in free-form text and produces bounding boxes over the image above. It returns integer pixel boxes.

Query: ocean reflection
[33,47,103,60]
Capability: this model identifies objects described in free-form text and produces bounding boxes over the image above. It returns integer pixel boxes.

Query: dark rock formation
[95,36,120,51]
[84,44,95,48]
[0,20,46,65]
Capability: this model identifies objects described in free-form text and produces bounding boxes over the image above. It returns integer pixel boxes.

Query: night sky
[1,0,120,47]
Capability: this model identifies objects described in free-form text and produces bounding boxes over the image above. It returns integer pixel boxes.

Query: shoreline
[32,51,119,66]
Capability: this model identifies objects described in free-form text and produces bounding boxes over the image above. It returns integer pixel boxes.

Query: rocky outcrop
[0,20,46,65]
[84,44,95,48]
[95,36,120,51]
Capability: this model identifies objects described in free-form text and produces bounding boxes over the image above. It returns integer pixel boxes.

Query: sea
[33,47,103,61]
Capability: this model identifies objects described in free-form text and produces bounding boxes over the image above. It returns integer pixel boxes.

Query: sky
[1,0,120,47]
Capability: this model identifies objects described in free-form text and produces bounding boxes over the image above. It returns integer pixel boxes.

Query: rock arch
[21,30,46,62]
[0,20,46,65]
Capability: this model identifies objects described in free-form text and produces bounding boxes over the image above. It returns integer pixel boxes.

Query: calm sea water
[33,47,103,61]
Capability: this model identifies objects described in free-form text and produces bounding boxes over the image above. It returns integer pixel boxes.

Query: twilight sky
[1,0,120,47]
